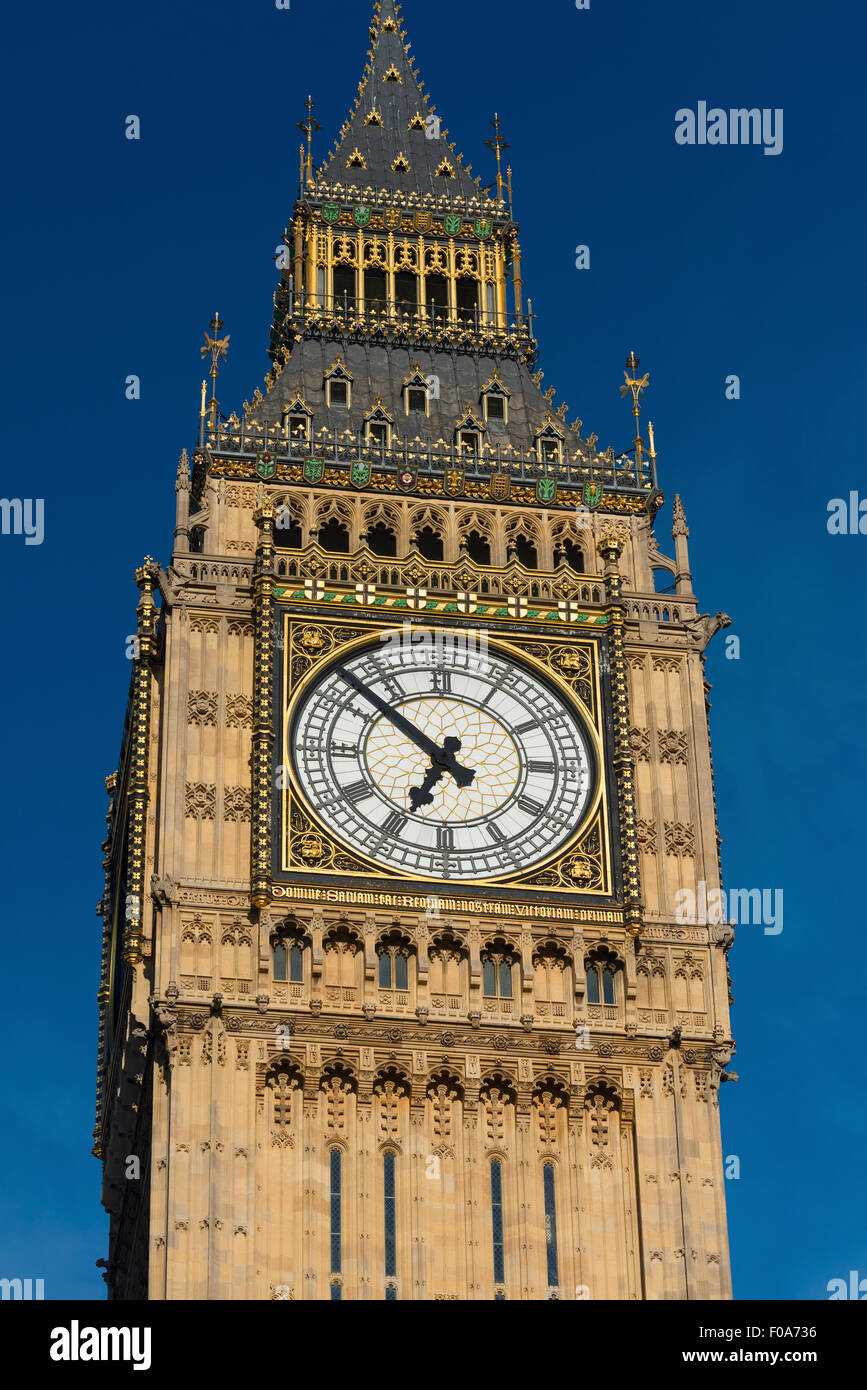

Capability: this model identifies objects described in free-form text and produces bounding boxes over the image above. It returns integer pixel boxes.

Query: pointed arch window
[536,421,565,465]
[490,1159,506,1294]
[542,1163,560,1294]
[377,931,412,996]
[325,357,353,411]
[403,367,430,417]
[482,942,516,1001]
[586,954,617,1006]
[273,942,287,982]
[481,371,510,425]
[289,943,304,983]
[384,1150,398,1299]
[329,1147,342,1299]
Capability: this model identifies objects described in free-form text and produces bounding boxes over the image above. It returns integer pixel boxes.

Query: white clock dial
[289,637,594,881]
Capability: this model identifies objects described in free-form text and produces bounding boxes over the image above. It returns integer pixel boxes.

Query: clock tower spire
[95,0,735,1302]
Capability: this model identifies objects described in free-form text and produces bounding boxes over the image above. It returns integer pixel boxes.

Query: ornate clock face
[288,635,595,882]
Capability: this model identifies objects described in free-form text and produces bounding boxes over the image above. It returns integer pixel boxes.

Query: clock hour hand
[336,667,476,788]
[408,763,445,812]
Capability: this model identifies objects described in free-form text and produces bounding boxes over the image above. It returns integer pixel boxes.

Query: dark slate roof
[254,339,567,453]
[318,0,492,203]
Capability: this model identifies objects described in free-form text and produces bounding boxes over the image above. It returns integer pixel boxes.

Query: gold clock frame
[277,615,616,898]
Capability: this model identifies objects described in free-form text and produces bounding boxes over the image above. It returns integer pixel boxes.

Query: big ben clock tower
[95,0,736,1301]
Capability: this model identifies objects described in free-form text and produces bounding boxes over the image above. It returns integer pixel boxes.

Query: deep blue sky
[1,0,863,1301]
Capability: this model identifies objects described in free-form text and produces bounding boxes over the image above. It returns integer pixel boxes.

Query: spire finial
[200,313,230,435]
[619,351,650,469]
[297,95,321,185]
[486,113,509,204]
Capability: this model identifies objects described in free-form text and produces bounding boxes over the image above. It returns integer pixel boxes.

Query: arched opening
[366,522,397,557]
[513,534,538,569]
[557,539,584,574]
[333,265,356,308]
[364,267,387,313]
[415,526,444,561]
[394,271,417,315]
[456,277,478,324]
[464,530,491,566]
[426,273,448,323]
[318,519,350,553]
[275,511,303,548]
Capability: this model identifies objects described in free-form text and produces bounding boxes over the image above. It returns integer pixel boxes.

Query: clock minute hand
[336,667,475,785]
[337,667,443,762]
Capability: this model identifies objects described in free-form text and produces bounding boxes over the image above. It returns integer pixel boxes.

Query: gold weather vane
[620,350,650,469]
[297,96,321,185]
[486,113,509,203]
[200,312,230,433]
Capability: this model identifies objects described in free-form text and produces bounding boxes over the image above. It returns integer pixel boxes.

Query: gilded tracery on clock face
[287,636,595,882]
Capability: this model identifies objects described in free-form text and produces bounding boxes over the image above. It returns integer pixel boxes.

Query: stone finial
[176,450,191,493]
[672,493,689,538]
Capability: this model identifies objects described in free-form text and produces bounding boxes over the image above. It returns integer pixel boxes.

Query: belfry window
[327,379,349,410]
[415,526,444,562]
[407,387,427,415]
[459,431,480,456]
[318,518,350,553]
[289,414,309,441]
[558,539,585,574]
[366,522,397,557]
[512,534,538,569]
[464,530,491,566]
[540,438,561,464]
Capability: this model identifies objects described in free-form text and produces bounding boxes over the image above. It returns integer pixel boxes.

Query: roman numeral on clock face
[527,760,554,774]
[432,670,452,694]
[382,810,407,837]
[486,823,505,843]
[514,718,537,735]
[344,779,373,805]
[517,795,544,816]
[331,742,359,757]
[436,827,455,850]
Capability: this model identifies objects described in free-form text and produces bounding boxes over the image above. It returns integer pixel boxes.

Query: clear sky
[1,0,864,1300]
